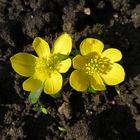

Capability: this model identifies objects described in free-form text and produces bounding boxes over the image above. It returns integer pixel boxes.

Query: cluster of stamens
[47,55,61,71]
[84,53,112,76]
[35,55,61,76]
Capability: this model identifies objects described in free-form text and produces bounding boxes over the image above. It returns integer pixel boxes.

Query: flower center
[84,52,113,75]
[47,54,61,71]
[35,55,61,76]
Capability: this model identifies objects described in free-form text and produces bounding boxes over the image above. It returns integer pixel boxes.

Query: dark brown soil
[0,0,140,140]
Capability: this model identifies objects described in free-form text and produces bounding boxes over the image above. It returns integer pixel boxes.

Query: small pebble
[84,8,91,15]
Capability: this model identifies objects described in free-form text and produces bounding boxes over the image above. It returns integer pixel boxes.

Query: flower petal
[101,63,125,85]
[72,55,87,70]
[80,38,104,56]
[32,37,50,58]
[44,71,63,94]
[90,73,106,91]
[10,53,37,77]
[69,70,89,91]
[58,58,71,73]
[23,75,43,91]
[101,48,122,62]
[52,33,72,55]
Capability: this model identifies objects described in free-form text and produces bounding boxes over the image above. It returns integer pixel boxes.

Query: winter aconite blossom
[70,38,125,91]
[10,33,72,94]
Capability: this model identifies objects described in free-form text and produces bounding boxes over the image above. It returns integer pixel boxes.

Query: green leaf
[58,126,66,132]
[115,85,121,96]
[28,85,44,104]
[41,107,48,114]
[50,92,61,98]
[57,53,69,61]
[87,87,97,94]
[71,48,80,56]
[32,106,40,112]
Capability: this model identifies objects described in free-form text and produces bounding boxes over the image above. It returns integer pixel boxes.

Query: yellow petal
[101,63,125,85]
[23,75,43,91]
[90,73,106,91]
[72,55,87,70]
[101,48,122,62]
[58,58,71,73]
[69,70,89,91]
[10,53,37,77]
[52,33,72,55]
[32,37,50,58]
[44,71,63,94]
[80,38,104,56]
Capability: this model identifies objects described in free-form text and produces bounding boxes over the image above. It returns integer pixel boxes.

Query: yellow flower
[70,38,125,91]
[10,33,72,94]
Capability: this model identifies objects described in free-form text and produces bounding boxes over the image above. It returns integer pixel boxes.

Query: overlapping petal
[80,38,104,56]
[10,53,37,77]
[44,71,63,94]
[52,33,72,55]
[58,58,71,73]
[90,73,106,90]
[32,37,50,58]
[72,55,87,70]
[23,74,43,91]
[101,48,122,62]
[101,63,125,85]
[70,70,89,91]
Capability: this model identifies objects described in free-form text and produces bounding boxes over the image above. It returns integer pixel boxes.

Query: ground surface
[0,0,140,140]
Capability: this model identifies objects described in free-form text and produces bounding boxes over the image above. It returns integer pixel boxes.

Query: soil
[0,0,140,140]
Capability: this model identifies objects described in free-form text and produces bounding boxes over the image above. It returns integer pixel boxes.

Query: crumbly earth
[0,0,140,140]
